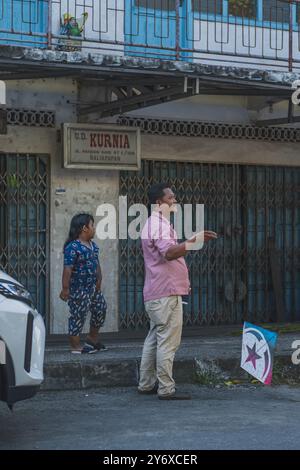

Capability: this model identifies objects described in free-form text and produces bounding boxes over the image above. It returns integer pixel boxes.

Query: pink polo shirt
[141,211,190,302]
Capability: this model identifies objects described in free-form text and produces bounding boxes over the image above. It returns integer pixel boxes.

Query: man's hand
[203,230,218,242]
[59,288,70,302]
[187,230,217,246]
[165,231,217,260]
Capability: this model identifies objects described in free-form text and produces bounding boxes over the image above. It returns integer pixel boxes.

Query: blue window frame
[125,0,192,60]
[0,0,48,48]
[135,0,176,9]
[263,0,290,23]
[192,0,223,14]
[192,1,299,30]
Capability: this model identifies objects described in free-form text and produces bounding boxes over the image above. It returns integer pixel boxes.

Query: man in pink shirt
[138,183,217,400]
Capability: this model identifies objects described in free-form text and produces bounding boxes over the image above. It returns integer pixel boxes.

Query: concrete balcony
[0,1,300,72]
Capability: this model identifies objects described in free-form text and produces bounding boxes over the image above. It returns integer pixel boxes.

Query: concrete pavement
[1,385,300,450]
[43,329,300,390]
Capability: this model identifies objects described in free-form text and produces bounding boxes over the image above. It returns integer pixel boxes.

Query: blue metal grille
[120,160,300,329]
[0,154,49,323]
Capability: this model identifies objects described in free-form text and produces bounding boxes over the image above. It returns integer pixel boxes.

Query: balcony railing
[0,0,300,71]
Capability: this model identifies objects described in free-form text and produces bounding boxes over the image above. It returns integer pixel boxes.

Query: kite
[241,322,278,385]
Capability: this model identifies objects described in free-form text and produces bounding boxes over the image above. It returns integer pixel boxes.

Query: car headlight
[0,281,33,307]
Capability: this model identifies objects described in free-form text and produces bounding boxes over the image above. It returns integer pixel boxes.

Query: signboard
[63,123,141,170]
[241,322,278,385]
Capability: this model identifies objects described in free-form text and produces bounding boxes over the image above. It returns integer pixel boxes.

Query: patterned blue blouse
[64,240,100,290]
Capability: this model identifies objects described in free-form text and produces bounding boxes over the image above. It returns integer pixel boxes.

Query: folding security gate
[119,160,300,329]
[0,154,49,324]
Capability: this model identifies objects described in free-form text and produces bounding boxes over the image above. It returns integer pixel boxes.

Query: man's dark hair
[148,183,170,205]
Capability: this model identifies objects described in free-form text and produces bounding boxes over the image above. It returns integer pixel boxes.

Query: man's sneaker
[158,391,191,400]
[138,383,158,395]
[85,340,108,352]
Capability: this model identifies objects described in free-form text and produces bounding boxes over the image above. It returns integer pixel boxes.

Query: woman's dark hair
[64,213,94,248]
[148,183,170,205]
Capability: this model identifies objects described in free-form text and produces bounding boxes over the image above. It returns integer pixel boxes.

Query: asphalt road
[0,385,300,450]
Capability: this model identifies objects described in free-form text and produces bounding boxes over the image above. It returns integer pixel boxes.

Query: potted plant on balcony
[228,0,257,19]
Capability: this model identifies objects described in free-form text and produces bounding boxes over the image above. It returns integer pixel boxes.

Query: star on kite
[245,343,261,369]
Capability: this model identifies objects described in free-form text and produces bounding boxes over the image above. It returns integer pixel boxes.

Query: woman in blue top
[60,213,107,354]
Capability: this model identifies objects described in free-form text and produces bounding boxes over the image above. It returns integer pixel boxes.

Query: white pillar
[0,80,6,105]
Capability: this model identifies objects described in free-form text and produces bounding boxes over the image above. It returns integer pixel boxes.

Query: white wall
[6,77,77,124]
[125,95,251,123]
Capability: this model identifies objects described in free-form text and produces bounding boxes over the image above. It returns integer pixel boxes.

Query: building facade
[0,0,300,334]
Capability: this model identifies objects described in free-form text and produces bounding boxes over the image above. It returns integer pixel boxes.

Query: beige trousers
[138,295,183,396]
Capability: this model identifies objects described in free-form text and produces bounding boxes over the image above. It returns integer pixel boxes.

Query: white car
[0,270,45,408]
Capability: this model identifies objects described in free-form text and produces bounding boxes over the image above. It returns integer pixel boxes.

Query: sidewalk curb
[42,360,139,390]
[41,354,300,391]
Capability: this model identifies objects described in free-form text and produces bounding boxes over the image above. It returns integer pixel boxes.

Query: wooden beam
[0,70,76,80]
[79,85,189,116]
